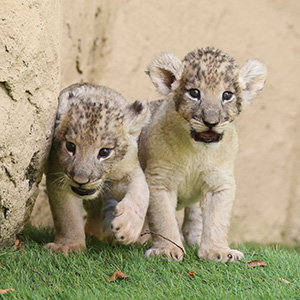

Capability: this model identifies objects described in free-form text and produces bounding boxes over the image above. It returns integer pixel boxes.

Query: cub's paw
[198,247,244,263]
[44,241,86,254]
[145,245,185,261]
[111,202,145,244]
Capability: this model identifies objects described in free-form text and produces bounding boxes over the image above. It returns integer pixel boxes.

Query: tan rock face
[0,1,60,244]
[4,0,300,245]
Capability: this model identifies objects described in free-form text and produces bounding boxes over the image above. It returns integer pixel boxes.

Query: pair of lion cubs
[45,47,267,262]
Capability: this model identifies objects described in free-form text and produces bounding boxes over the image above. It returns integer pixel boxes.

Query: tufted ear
[239,59,267,106]
[147,52,183,95]
[124,100,150,137]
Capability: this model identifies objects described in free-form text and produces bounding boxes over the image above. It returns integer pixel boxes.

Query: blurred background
[31,0,300,245]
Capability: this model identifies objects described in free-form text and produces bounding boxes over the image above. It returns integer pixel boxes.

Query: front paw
[145,244,185,261]
[198,247,244,263]
[44,240,86,254]
[111,201,145,244]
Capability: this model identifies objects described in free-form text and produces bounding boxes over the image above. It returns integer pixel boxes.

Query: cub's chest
[174,145,226,207]
[176,160,207,207]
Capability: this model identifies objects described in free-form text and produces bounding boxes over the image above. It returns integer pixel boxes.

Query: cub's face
[147,48,267,144]
[173,50,241,143]
[52,83,149,199]
[55,101,128,199]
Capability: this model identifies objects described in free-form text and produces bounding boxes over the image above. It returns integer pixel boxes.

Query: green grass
[1,226,300,300]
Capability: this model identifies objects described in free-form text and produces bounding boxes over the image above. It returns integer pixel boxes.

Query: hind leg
[84,195,116,243]
[182,202,202,247]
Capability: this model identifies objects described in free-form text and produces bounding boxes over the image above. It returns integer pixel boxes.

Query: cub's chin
[70,185,101,199]
[190,128,223,143]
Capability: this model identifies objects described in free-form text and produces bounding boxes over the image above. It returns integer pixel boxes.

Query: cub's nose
[72,175,90,186]
[203,119,219,128]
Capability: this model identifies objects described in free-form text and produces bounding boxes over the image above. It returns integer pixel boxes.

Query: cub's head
[53,83,149,199]
[147,48,267,143]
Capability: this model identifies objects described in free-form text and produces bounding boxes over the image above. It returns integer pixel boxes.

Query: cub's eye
[66,141,76,155]
[188,89,201,100]
[222,91,233,102]
[98,148,112,159]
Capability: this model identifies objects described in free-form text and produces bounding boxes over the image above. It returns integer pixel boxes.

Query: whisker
[51,177,63,186]
[49,174,68,188]
[104,178,114,184]
[61,179,68,190]
[104,185,112,195]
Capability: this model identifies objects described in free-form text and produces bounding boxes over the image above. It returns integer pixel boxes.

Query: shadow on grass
[20,224,300,257]
[19,223,149,256]
[20,224,55,244]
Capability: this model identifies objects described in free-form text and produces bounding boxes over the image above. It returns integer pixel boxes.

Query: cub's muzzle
[71,186,98,196]
[191,128,223,143]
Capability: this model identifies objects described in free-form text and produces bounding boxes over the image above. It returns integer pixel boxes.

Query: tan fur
[45,83,150,253]
[140,48,267,262]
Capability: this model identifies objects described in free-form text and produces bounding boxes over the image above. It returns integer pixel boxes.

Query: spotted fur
[139,48,267,262]
[45,83,150,253]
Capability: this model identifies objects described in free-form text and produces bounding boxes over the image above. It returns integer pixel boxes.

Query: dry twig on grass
[141,230,185,258]
[30,266,51,287]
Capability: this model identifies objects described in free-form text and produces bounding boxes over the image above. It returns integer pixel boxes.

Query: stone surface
[20,0,300,245]
[0,1,60,244]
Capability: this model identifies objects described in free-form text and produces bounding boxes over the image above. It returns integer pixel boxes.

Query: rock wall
[3,0,300,245]
[0,1,60,244]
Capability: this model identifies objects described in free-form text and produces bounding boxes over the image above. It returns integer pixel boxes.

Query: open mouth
[191,129,223,143]
[71,186,98,196]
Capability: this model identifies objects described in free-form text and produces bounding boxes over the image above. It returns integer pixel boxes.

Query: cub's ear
[147,52,182,95]
[239,59,267,106]
[53,88,74,130]
[57,88,73,118]
[124,100,150,137]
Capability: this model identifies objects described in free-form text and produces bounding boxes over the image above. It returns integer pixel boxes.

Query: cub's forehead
[58,84,128,143]
[65,84,127,113]
[181,48,239,88]
[68,100,124,126]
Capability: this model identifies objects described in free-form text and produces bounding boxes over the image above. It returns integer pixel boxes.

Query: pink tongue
[200,131,217,138]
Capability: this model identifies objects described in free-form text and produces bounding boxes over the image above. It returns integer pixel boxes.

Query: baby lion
[139,47,267,262]
[45,83,149,253]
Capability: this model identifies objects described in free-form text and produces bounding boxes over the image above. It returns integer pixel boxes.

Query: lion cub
[45,83,149,253]
[139,48,267,262]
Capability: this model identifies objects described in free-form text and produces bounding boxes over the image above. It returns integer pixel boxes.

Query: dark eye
[66,141,76,155]
[222,91,233,101]
[188,89,201,100]
[98,148,112,159]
